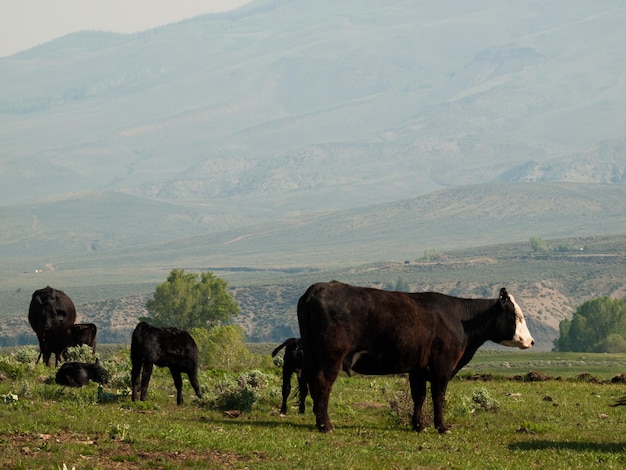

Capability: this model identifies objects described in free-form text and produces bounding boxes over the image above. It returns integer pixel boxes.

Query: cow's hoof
[317,424,334,433]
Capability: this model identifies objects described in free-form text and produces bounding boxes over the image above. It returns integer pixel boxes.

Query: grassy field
[2,348,626,469]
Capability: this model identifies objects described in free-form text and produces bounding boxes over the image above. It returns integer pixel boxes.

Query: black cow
[28,286,77,362]
[131,321,202,405]
[297,281,534,433]
[272,337,308,415]
[41,323,98,367]
[55,359,108,387]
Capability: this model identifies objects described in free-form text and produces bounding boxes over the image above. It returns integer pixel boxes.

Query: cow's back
[298,281,447,375]
[131,322,161,363]
[131,322,197,368]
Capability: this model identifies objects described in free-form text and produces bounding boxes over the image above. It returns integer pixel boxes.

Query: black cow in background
[131,322,202,405]
[55,359,108,387]
[28,286,76,362]
[272,338,308,415]
[41,323,98,367]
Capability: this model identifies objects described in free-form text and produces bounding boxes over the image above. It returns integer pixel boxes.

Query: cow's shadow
[509,440,626,453]
[198,416,313,430]
[195,415,420,433]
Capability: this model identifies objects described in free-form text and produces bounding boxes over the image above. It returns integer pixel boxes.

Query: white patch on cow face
[499,295,534,349]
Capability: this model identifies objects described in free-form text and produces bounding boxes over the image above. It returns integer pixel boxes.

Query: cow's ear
[499,288,509,304]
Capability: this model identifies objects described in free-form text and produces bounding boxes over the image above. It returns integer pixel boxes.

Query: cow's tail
[272,337,298,357]
[91,323,98,355]
[297,285,322,385]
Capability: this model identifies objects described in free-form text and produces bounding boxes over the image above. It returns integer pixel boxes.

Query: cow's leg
[409,370,428,432]
[140,361,153,401]
[130,361,142,401]
[431,377,450,434]
[187,368,202,400]
[169,367,184,405]
[312,363,341,433]
[279,368,292,415]
[297,372,308,414]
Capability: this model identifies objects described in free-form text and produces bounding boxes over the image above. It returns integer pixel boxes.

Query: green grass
[462,350,626,379]
[2,349,626,468]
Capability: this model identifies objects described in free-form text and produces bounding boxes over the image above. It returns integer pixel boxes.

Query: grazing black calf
[272,337,308,415]
[55,359,107,387]
[41,323,98,367]
[131,321,202,405]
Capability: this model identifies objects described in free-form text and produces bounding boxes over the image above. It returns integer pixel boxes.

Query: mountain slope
[0,0,625,211]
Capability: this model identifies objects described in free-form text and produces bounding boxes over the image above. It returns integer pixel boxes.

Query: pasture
[1,348,626,469]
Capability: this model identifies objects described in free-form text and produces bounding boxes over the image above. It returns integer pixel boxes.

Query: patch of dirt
[1,431,264,469]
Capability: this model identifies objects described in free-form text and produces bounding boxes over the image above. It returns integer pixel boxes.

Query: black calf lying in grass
[55,359,107,387]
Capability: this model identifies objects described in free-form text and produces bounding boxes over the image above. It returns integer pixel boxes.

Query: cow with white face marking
[297,282,534,433]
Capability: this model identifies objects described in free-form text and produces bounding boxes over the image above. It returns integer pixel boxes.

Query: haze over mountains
[1,0,625,272]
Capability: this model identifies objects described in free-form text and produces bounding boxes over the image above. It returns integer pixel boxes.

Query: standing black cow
[272,337,308,415]
[297,281,534,433]
[41,323,98,367]
[131,322,202,405]
[55,358,108,387]
[28,286,77,362]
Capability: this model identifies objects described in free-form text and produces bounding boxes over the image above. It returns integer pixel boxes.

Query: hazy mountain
[0,0,624,277]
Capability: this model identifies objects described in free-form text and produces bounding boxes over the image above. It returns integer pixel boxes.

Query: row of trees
[553,297,626,352]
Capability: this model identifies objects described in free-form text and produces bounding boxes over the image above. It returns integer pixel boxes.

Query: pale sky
[1,0,252,58]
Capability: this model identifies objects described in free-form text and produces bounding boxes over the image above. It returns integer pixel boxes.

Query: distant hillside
[1,182,625,275]
[1,234,624,351]
[1,0,625,211]
[0,1,625,352]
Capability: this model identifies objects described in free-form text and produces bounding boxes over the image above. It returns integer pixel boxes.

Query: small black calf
[272,337,308,415]
[41,323,97,367]
[55,359,107,387]
[131,321,202,405]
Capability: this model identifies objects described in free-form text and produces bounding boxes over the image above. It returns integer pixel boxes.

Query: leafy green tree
[529,236,547,252]
[143,269,239,330]
[553,318,571,352]
[596,334,626,353]
[568,315,589,352]
[394,277,411,292]
[577,297,626,347]
[553,297,626,352]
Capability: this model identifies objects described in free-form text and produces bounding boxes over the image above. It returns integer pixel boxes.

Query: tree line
[553,297,626,352]
[144,268,626,355]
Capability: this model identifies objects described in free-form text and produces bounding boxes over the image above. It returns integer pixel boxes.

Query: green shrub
[14,347,39,364]
[64,344,96,362]
[0,356,26,380]
[201,370,271,412]
[388,386,413,426]
[471,387,499,412]
[101,356,132,389]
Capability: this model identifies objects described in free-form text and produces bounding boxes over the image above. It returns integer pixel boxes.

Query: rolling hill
[0,0,625,350]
